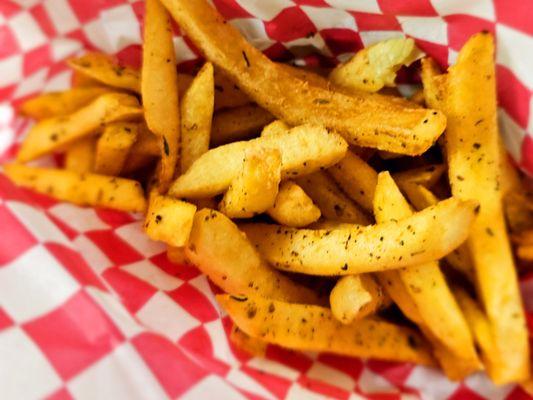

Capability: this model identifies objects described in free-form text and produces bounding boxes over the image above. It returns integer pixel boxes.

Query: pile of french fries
[6,0,533,386]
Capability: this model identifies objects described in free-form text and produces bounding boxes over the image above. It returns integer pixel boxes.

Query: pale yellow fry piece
[211,105,275,146]
[373,172,479,365]
[181,63,215,172]
[20,87,111,120]
[5,164,146,213]
[230,325,267,357]
[327,150,378,213]
[68,53,140,93]
[167,246,190,265]
[185,209,323,305]
[142,0,180,192]
[217,294,435,366]
[330,38,421,92]
[443,33,529,383]
[213,68,252,111]
[241,196,477,275]
[308,220,359,230]
[296,171,371,225]
[169,124,347,198]
[94,123,138,176]
[267,181,321,228]
[219,147,281,218]
[160,0,446,156]
[64,138,95,174]
[260,120,290,138]
[17,93,142,163]
[144,195,196,247]
[330,274,386,324]
[392,164,446,188]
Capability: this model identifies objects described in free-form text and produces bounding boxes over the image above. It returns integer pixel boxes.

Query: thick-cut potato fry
[167,246,190,265]
[211,105,275,146]
[142,0,181,192]
[185,209,323,305]
[17,93,142,163]
[308,220,358,230]
[212,69,251,110]
[230,325,267,357]
[169,124,347,199]
[441,33,529,383]
[517,245,533,261]
[220,148,281,218]
[72,70,103,87]
[128,124,160,158]
[267,181,321,227]
[392,164,446,188]
[181,63,214,172]
[94,123,138,176]
[217,294,435,365]
[260,120,290,138]
[64,138,95,174]
[160,0,446,156]
[410,89,425,106]
[327,150,378,213]
[330,274,385,324]
[144,194,196,247]
[241,196,477,275]
[421,57,447,110]
[296,172,371,225]
[68,53,140,93]
[330,38,421,92]
[5,164,146,213]
[122,152,157,174]
[373,172,479,365]
[20,87,111,120]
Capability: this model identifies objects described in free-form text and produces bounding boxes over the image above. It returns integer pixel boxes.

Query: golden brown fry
[260,120,290,138]
[181,63,214,172]
[185,209,323,305]
[392,164,446,188]
[517,245,533,261]
[94,123,138,176]
[410,89,425,106]
[230,325,267,357]
[160,0,446,155]
[211,105,275,146]
[421,57,447,110]
[167,246,190,265]
[241,196,477,275]
[217,294,435,366]
[267,181,321,228]
[4,164,146,213]
[213,68,251,111]
[72,70,103,87]
[18,93,142,163]
[142,0,180,192]
[128,124,160,158]
[64,138,95,174]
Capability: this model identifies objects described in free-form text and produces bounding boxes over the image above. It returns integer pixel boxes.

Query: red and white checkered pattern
[0,1,532,399]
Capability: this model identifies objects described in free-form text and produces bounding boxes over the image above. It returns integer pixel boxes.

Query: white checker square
[13,68,48,99]
[301,6,357,31]
[286,383,328,400]
[0,55,23,87]
[230,18,275,51]
[247,357,300,381]
[72,235,113,275]
[50,37,82,62]
[115,221,166,258]
[286,35,331,57]
[136,292,200,341]
[121,259,183,291]
[0,246,80,322]
[325,0,381,13]
[447,48,458,66]
[236,0,293,21]
[499,108,527,163]
[82,20,113,53]
[397,16,448,45]
[8,11,47,52]
[306,361,356,391]
[182,375,247,400]
[101,5,142,52]
[358,366,397,394]
[204,319,241,366]
[44,0,80,35]
[359,31,405,47]
[188,274,220,312]
[0,328,62,400]
[173,36,198,63]
[43,70,72,93]
[496,23,533,90]
[226,368,276,400]
[464,372,513,400]
[431,0,495,21]
[405,366,459,400]
[68,343,168,400]
[49,203,110,233]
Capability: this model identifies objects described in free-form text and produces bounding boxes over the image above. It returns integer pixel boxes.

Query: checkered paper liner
[0,0,532,399]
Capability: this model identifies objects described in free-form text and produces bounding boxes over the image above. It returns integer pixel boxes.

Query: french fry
[217,294,435,366]
[160,0,446,156]
[169,124,347,198]
[267,181,321,227]
[410,88,425,106]
[219,147,281,218]
[128,124,160,158]
[308,220,358,230]
[421,57,447,110]
[167,246,190,265]
[68,53,140,93]
[211,105,275,146]
[142,0,181,192]
[213,68,252,111]
[72,70,103,87]
[64,138,95,174]
[185,209,323,305]
[94,123,139,176]
[20,87,111,120]
[230,325,267,357]
[181,63,214,172]
[260,120,290,138]
[296,171,371,225]
[392,164,446,188]
[144,194,197,247]
[241,196,477,275]
[517,245,533,261]
[329,38,421,93]
[4,164,146,213]
[17,93,142,162]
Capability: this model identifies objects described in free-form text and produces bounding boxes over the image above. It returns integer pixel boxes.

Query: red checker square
[0,1,21,18]
[179,326,231,376]
[47,213,78,241]
[297,375,350,399]
[320,28,363,55]
[45,387,74,400]
[445,15,495,52]
[66,29,94,52]
[378,0,438,16]
[0,173,55,208]
[150,251,201,281]
[318,353,364,382]
[497,65,531,129]
[68,0,124,23]
[23,45,52,76]
[168,283,219,323]
[242,365,293,399]
[102,268,156,313]
[504,386,533,400]
[366,359,415,386]
[521,136,533,176]
[85,230,143,266]
[30,4,57,38]
[262,42,293,62]
[364,393,402,400]
[266,345,313,373]
[292,0,330,6]
[116,45,142,69]
[46,61,69,81]
[23,290,125,380]
[213,0,253,20]
[94,209,135,228]
[265,7,317,42]
[132,332,209,399]
[0,25,21,58]
[495,0,533,36]
[412,39,449,68]
[448,385,486,400]
[0,85,16,104]
[0,204,37,266]
[0,307,14,331]
[351,12,401,31]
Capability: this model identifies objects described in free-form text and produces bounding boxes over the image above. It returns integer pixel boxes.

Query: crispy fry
[17,93,142,163]
[181,63,214,172]
[211,105,274,146]
[185,209,323,305]
[230,325,267,357]
[217,294,435,365]
[94,123,138,176]
[267,181,321,228]
[169,124,347,199]
[308,220,359,230]
[4,164,146,213]
[241,196,477,275]
[71,70,103,87]
[160,0,446,155]
[213,68,252,110]
[260,120,290,138]
[128,124,160,158]
[167,246,190,265]
[64,138,95,174]
[421,57,447,110]
[392,164,446,188]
